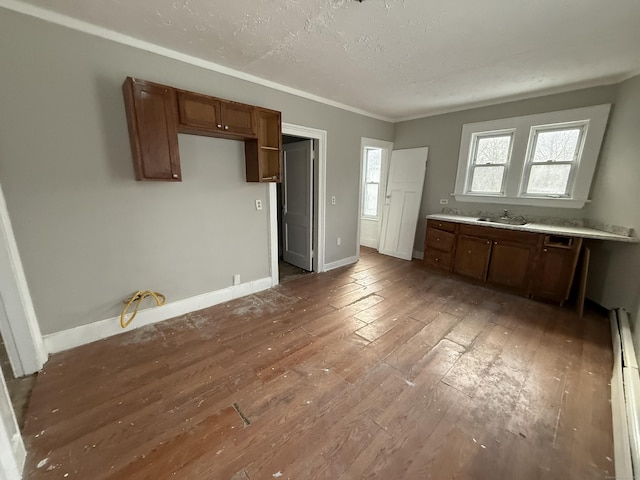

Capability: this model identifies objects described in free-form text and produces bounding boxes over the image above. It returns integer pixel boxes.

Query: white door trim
[357,138,394,260]
[270,123,327,286]
[0,367,25,480]
[0,182,46,376]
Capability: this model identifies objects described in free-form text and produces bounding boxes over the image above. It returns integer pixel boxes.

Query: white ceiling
[10,0,640,120]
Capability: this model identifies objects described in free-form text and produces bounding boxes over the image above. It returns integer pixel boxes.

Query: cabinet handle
[435,257,439,262]
[543,248,548,252]
[438,223,442,227]
[486,241,490,245]
[494,241,498,245]
[224,125,229,130]
[172,174,178,179]
[217,124,222,128]
[436,238,440,242]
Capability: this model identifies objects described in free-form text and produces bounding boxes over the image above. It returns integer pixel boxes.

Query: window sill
[453,194,589,209]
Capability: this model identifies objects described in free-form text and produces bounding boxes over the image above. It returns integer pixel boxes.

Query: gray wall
[394,84,619,252]
[395,77,640,323]
[586,75,640,346]
[0,9,393,335]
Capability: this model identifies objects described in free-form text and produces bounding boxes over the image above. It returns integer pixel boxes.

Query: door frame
[356,138,393,260]
[0,180,45,480]
[269,123,327,286]
[0,182,46,377]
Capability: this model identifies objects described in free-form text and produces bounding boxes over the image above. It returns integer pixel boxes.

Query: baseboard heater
[611,308,640,479]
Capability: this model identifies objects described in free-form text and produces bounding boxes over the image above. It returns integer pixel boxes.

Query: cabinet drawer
[425,227,455,252]
[423,250,451,271]
[427,219,456,233]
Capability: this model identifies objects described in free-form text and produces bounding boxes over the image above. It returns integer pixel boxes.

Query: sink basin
[477,217,528,226]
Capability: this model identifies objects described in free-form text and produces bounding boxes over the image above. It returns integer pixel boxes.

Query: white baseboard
[412,249,424,260]
[324,255,359,272]
[43,277,274,354]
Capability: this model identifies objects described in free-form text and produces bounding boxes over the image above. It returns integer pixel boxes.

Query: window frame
[519,122,587,199]
[453,104,610,209]
[361,146,383,219]
[465,129,515,196]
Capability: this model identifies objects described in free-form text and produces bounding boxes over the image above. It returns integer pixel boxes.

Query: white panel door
[378,147,428,260]
[282,140,313,271]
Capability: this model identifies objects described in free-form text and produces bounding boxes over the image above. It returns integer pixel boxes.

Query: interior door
[282,140,313,271]
[378,147,428,260]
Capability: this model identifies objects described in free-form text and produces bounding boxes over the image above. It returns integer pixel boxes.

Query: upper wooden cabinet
[245,108,282,182]
[176,90,222,135]
[220,101,255,137]
[122,77,280,182]
[176,91,256,139]
[123,77,181,181]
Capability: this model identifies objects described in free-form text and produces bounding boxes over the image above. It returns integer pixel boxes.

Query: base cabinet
[424,220,582,303]
[531,238,583,302]
[486,241,537,293]
[452,235,491,280]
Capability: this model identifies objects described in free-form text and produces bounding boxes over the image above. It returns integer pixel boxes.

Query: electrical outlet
[233,274,241,285]
[331,196,336,205]
[440,199,449,205]
[255,199,263,210]
[337,237,341,246]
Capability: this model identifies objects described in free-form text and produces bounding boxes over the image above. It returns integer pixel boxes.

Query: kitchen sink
[477,217,528,226]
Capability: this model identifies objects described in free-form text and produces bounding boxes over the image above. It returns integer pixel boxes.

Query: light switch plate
[255,199,263,210]
[331,196,336,205]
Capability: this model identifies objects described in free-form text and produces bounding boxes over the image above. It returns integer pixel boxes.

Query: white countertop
[427,213,638,243]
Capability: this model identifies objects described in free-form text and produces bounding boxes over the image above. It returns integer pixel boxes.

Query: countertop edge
[426,214,638,243]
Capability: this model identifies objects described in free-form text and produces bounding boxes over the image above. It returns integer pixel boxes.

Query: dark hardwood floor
[22,248,614,479]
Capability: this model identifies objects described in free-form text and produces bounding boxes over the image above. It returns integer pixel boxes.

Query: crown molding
[0,0,394,123]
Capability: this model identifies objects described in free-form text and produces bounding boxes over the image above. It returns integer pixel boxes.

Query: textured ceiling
[10,0,640,120]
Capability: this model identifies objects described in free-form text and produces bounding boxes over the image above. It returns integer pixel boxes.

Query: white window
[467,131,514,194]
[521,123,585,197]
[453,104,610,209]
[362,147,382,218]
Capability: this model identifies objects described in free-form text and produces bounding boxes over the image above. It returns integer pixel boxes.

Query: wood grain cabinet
[453,235,492,280]
[531,236,583,303]
[486,240,537,293]
[245,108,283,182]
[423,220,456,271]
[123,77,181,181]
[176,90,222,135]
[123,77,281,182]
[176,91,256,138]
[423,220,583,303]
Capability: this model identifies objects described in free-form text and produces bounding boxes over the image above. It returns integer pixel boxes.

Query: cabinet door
[425,227,455,252]
[123,78,181,181]
[531,246,580,302]
[245,108,282,182]
[487,241,535,293]
[453,235,491,280]
[177,91,222,133]
[221,101,255,137]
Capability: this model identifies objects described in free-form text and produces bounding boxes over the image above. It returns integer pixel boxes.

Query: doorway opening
[277,135,317,283]
[269,124,327,285]
[357,138,393,256]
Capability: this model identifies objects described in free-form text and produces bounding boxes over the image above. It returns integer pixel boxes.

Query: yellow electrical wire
[120,290,166,329]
